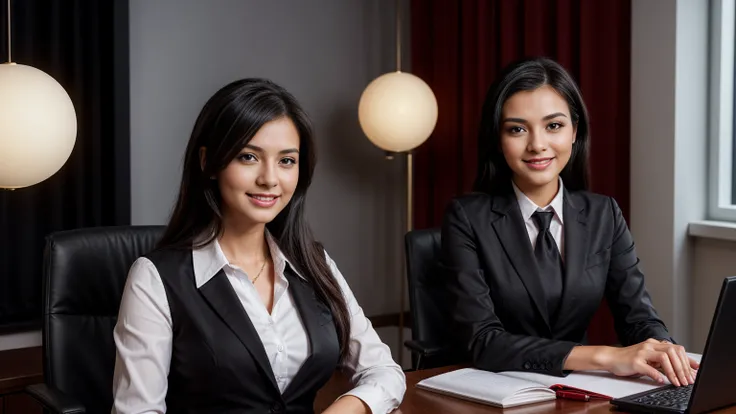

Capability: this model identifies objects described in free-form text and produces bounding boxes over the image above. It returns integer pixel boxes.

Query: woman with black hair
[112,78,405,414]
[441,57,698,387]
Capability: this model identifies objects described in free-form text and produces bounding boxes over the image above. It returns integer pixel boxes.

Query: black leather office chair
[25,225,165,414]
[403,228,468,370]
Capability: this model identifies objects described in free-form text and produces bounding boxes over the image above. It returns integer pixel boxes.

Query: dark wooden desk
[315,365,736,414]
[0,347,43,414]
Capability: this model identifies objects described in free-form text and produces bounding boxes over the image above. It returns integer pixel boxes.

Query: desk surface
[315,365,736,414]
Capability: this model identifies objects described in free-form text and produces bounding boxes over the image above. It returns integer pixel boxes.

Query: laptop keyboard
[631,384,694,411]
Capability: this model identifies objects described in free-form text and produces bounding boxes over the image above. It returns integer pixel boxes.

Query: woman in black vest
[112,79,405,414]
[440,58,699,387]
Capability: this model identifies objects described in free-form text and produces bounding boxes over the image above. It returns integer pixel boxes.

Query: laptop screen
[688,276,736,413]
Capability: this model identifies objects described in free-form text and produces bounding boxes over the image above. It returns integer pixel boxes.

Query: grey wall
[0,330,40,351]
[631,0,709,350]
[691,239,736,351]
[130,0,409,320]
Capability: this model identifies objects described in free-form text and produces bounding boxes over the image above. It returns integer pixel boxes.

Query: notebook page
[416,368,555,407]
[500,353,703,399]
[503,370,664,398]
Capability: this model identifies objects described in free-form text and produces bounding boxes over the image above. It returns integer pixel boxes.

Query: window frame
[709,0,736,221]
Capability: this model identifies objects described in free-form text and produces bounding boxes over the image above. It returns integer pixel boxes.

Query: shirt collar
[512,177,565,224]
[192,229,305,289]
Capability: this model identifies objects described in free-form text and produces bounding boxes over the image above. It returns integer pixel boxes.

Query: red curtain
[411,0,631,346]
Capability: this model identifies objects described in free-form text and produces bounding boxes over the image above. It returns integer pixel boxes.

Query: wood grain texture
[315,365,736,414]
[0,347,42,395]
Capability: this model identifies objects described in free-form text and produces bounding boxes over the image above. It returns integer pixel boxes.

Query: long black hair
[473,57,591,194]
[157,78,352,363]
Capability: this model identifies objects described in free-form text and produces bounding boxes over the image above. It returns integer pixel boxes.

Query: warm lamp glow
[0,63,77,188]
[358,71,438,152]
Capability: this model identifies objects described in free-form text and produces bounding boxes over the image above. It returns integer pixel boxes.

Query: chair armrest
[25,383,85,414]
[404,339,452,358]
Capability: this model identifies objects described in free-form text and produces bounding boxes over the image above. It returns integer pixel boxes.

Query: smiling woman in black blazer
[440,57,698,387]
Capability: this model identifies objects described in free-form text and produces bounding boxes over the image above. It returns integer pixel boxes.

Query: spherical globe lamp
[358,71,438,153]
[0,63,77,189]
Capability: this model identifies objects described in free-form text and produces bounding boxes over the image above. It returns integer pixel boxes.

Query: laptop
[610,276,736,414]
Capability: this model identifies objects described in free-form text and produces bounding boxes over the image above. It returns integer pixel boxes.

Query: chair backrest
[42,225,164,414]
[405,228,466,367]
[405,228,444,344]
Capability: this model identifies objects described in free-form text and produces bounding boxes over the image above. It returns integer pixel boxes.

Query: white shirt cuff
[338,383,398,414]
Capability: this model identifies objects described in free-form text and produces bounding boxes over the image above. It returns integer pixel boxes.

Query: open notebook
[416,353,702,409]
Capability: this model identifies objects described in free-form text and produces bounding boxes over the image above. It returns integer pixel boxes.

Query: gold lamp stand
[358,0,437,366]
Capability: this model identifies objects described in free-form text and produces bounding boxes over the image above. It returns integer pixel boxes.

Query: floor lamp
[357,0,438,366]
[0,0,77,190]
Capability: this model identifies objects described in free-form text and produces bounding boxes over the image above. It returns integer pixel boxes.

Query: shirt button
[277,344,284,352]
[268,317,274,325]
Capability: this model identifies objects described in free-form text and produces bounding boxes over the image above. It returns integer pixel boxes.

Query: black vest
[146,248,340,414]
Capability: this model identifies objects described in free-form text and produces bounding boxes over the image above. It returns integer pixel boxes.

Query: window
[710,0,736,220]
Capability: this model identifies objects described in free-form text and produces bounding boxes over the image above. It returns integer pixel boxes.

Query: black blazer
[146,248,339,414]
[440,189,672,377]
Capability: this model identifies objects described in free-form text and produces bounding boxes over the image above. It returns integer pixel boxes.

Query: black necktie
[532,211,564,322]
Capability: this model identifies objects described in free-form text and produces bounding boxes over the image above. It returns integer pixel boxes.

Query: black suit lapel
[491,193,551,332]
[554,190,589,332]
[282,265,337,401]
[198,270,279,392]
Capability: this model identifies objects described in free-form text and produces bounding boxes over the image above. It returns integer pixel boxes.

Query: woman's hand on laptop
[598,339,699,387]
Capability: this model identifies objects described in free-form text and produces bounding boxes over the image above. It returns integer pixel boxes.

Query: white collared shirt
[512,178,565,256]
[112,233,405,414]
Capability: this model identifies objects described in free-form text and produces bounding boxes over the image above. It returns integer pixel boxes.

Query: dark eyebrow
[502,117,528,124]
[542,112,568,121]
[243,144,299,155]
[502,112,568,124]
